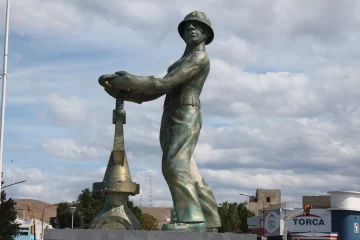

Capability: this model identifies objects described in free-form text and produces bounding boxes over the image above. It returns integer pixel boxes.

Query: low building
[15,218,53,240]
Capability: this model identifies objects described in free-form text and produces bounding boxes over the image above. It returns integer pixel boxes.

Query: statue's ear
[204,29,210,41]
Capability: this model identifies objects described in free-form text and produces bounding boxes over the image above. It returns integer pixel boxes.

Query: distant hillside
[14,199,58,223]
[14,199,171,225]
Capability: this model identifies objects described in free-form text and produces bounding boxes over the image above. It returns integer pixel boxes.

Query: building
[247,190,360,240]
[328,191,360,240]
[302,195,331,209]
[14,218,53,240]
[247,189,282,216]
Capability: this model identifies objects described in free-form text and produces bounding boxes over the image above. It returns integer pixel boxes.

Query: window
[267,197,271,203]
[19,232,28,236]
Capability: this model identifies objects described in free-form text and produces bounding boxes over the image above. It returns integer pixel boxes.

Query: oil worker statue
[98,11,221,232]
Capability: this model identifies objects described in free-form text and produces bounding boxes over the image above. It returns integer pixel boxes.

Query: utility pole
[0,0,11,203]
[10,159,13,198]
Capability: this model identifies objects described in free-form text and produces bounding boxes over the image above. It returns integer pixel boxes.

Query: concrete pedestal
[43,229,257,240]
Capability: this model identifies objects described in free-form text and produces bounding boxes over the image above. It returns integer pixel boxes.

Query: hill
[14,199,57,223]
[14,199,171,225]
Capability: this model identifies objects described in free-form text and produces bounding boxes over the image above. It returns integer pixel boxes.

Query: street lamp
[69,206,76,229]
[42,204,57,240]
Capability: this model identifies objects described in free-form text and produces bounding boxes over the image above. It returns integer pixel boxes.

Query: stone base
[43,229,257,240]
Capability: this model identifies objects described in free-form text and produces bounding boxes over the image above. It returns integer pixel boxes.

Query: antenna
[10,159,13,198]
[149,174,152,207]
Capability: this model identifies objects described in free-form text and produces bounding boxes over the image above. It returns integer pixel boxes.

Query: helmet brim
[178,18,214,45]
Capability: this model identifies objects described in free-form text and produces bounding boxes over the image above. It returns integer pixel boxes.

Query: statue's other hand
[98,74,118,89]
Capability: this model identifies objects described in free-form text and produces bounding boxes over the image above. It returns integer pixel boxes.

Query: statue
[98,11,221,232]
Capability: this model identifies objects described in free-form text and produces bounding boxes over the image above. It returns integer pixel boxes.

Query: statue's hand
[105,71,133,90]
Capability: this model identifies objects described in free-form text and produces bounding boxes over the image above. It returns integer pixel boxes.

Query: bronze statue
[98,11,221,232]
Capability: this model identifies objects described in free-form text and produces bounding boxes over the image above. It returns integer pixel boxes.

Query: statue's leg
[160,107,206,229]
[189,156,222,230]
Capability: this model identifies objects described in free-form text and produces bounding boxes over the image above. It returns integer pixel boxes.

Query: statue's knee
[162,164,176,179]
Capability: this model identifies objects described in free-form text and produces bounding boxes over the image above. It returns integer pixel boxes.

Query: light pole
[69,206,76,229]
[42,204,58,240]
[0,0,11,204]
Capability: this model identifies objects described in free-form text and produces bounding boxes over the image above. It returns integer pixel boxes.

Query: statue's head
[178,11,214,46]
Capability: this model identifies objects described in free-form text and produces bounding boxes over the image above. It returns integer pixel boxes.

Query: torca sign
[288,209,331,233]
[293,215,325,226]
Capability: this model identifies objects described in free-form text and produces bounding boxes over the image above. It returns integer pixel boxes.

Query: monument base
[43,229,257,240]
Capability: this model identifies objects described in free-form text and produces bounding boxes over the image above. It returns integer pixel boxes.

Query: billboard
[287,209,331,233]
[264,209,281,236]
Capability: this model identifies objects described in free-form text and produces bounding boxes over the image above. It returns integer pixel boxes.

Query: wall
[44,229,258,240]
[331,211,360,240]
[248,189,281,216]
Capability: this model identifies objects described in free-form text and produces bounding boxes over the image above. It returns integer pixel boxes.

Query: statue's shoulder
[191,51,209,66]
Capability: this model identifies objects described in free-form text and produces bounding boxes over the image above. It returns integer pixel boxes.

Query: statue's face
[184,21,207,45]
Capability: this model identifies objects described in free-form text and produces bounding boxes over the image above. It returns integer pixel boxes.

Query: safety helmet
[178,11,214,45]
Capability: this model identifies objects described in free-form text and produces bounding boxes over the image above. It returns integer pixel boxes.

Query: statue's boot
[195,180,222,232]
[162,222,206,232]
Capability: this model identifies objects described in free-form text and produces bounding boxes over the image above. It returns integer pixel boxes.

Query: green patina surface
[97,11,221,232]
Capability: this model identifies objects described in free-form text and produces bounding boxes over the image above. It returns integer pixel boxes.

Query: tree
[56,202,82,229]
[218,201,255,233]
[76,188,104,228]
[0,181,20,240]
[139,213,159,230]
[127,199,142,220]
[237,202,255,233]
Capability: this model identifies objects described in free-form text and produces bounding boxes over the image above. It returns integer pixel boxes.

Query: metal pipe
[41,204,57,240]
[0,0,11,203]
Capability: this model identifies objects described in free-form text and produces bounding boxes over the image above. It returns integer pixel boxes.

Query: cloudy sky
[1,0,360,208]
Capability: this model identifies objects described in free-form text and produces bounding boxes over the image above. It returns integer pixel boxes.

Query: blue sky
[1,0,360,207]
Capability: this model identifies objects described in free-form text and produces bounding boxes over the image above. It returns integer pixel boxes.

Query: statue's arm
[105,52,207,95]
[152,52,207,93]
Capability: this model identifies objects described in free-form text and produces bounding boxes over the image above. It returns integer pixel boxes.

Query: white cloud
[2,0,360,208]
[40,94,90,126]
[41,139,98,161]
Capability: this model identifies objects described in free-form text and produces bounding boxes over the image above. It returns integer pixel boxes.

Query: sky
[1,0,360,208]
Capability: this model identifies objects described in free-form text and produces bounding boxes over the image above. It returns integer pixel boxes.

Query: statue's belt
[164,95,201,109]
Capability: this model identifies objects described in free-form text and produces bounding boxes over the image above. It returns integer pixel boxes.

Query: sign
[354,222,359,233]
[264,209,281,236]
[287,209,331,233]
